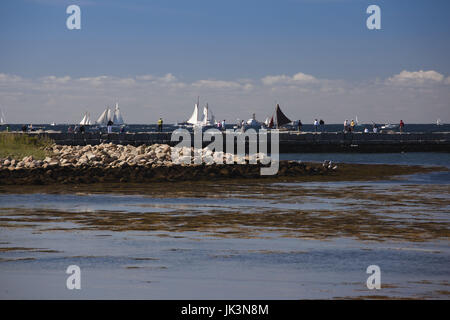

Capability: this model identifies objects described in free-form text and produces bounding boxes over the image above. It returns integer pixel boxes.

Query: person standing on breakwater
[221,119,226,130]
[344,119,349,132]
[107,120,113,133]
[314,119,319,132]
[79,125,85,134]
[350,120,355,132]
[157,118,163,132]
[373,123,378,133]
[68,126,73,133]
[297,120,302,132]
[399,120,405,133]
[319,119,325,132]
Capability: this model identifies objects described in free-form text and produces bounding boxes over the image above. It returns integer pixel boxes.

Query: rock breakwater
[0,143,335,185]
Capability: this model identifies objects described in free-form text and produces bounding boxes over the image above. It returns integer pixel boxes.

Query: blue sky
[0,0,449,123]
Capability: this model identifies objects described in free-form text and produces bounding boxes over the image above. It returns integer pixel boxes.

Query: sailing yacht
[201,103,215,127]
[177,102,200,127]
[437,118,443,126]
[95,103,125,127]
[113,103,124,125]
[178,98,216,128]
[80,111,92,125]
[96,107,111,126]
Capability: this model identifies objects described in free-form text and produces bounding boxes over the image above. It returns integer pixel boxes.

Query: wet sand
[0,164,449,299]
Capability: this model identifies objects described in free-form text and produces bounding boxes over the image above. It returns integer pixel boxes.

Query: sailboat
[437,118,443,126]
[355,116,364,127]
[96,107,111,126]
[0,109,6,126]
[201,103,215,127]
[265,103,292,129]
[178,97,216,128]
[112,103,125,125]
[79,111,92,125]
[180,102,200,127]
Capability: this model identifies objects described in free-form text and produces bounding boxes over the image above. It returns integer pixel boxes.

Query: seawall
[23,131,450,153]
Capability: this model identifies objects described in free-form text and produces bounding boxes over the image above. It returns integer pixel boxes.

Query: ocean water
[0,153,449,299]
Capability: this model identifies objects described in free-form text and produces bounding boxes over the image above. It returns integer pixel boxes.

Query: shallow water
[0,153,449,299]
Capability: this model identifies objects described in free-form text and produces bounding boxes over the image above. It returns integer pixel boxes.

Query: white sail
[87,112,92,125]
[113,103,124,125]
[202,105,208,125]
[187,103,200,125]
[96,108,109,125]
[107,108,114,123]
[79,112,88,125]
[200,103,216,126]
[201,103,213,125]
[437,118,442,125]
[0,109,5,125]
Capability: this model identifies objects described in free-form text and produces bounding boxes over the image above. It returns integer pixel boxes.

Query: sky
[0,0,449,124]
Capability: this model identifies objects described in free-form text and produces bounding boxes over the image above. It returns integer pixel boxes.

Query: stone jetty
[0,143,335,185]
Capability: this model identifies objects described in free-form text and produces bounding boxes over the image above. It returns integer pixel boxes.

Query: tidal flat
[0,162,449,299]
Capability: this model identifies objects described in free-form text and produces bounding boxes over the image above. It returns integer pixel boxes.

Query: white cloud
[135,75,156,81]
[77,75,110,86]
[261,72,317,85]
[386,70,445,85]
[0,71,449,123]
[0,73,23,83]
[40,75,72,84]
[192,79,243,89]
[160,73,177,83]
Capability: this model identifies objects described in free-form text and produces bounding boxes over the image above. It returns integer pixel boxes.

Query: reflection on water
[0,157,449,299]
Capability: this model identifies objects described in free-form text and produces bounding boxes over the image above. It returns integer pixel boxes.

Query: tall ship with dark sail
[266,103,292,129]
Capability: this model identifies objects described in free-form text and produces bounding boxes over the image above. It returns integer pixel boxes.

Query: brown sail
[268,116,274,128]
[275,104,292,128]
